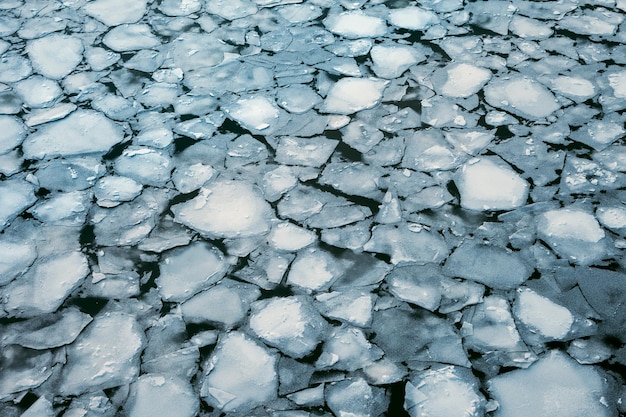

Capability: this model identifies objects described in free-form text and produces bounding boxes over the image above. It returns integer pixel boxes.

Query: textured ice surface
[83,0,148,25]
[125,374,198,417]
[489,351,613,417]
[514,288,573,340]
[321,77,388,114]
[201,332,277,413]
[324,12,387,38]
[484,76,560,120]
[27,34,83,80]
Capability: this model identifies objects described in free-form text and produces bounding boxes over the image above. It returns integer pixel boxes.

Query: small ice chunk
[388,6,439,30]
[596,206,626,233]
[0,179,36,231]
[0,115,26,154]
[321,77,388,114]
[83,0,148,25]
[205,0,258,20]
[223,95,280,132]
[20,396,53,417]
[30,190,90,226]
[24,103,78,127]
[455,157,529,211]
[0,346,53,400]
[85,47,120,71]
[488,350,613,417]
[275,136,338,167]
[201,332,277,413]
[340,119,384,153]
[0,53,31,83]
[158,0,201,16]
[567,338,613,365]
[181,284,247,328]
[13,76,62,108]
[405,366,485,417]
[172,163,215,194]
[514,288,573,340]
[608,69,626,99]
[324,12,387,39]
[537,208,607,265]
[363,223,449,265]
[402,128,464,171]
[387,264,444,311]
[94,176,143,208]
[125,374,198,417]
[262,165,298,202]
[114,147,172,187]
[59,312,144,396]
[103,24,161,52]
[92,94,138,121]
[326,378,388,417]
[550,75,596,102]
[287,384,324,407]
[484,75,560,120]
[172,179,273,239]
[509,15,553,39]
[287,248,345,292]
[570,118,625,151]
[157,242,227,302]
[249,296,327,358]
[319,162,383,199]
[316,325,383,371]
[559,11,620,36]
[370,44,425,79]
[27,34,83,80]
[463,295,524,353]
[36,156,105,192]
[0,240,36,286]
[443,241,531,290]
[315,290,373,327]
[2,251,89,317]
[432,62,492,98]
[23,110,123,159]
[363,359,407,385]
[276,85,321,114]
[268,222,316,252]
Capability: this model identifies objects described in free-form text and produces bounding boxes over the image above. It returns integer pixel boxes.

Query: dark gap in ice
[386,382,410,417]
[79,225,96,248]
[178,114,198,122]
[19,212,34,220]
[17,392,38,410]
[172,136,198,154]
[159,301,176,317]
[138,261,160,292]
[373,252,392,264]
[102,140,131,161]
[333,140,364,163]
[494,126,515,140]
[252,134,277,159]
[445,180,461,201]
[304,180,380,215]
[258,285,294,300]
[20,159,37,171]
[67,297,109,316]
[165,189,200,214]
[185,322,217,337]
[298,342,325,366]
[35,187,51,197]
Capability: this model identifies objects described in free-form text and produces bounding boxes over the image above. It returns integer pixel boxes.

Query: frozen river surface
[0,0,626,416]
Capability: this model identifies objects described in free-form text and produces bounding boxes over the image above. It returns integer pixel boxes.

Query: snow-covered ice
[321,77,388,114]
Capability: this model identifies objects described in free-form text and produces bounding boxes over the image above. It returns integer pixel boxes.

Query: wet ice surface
[0,0,625,416]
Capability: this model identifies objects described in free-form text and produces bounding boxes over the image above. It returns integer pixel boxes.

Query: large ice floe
[0,0,625,416]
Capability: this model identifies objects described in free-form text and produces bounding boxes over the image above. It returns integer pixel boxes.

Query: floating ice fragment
[14,76,62,108]
[59,312,144,396]
[405,366,485,417]
[596,206,626,233]
[463,295,524,353]
[172,179,273,239]
[608,69,626,99]
[30,190,90,226]
[287,247,345,292]
[83,0,148,25]
[509,15,553,39]
[326,377,388,417]
[275,136,338,167]
[201,332,277,413]
[514,287,573,340]
[181,283,247,328]
[388,6,439,31]
[432,62,492,98]
[455,157,529,211]
[550,75,596,102]
[489,350,613,417]
[23,110,123,159]
[24,103,77,127]
[172,163,215,194]
[249,296,327,358]
[158,0,201,16]
[114,147,172,187]
[315,290,373,327]
[0,346,53,400]
[125,374,198,417]
[94,176,143,208]
[21,396,53,417]
[558,11,621,36]
[484,75,560,120]
[268,222,316,251]
[321,77,388,114]
[0,240,36,286]
[224,95,280,132]
[157,242,227,302]
[0,115,25,154]
[370,44,425,79]
[91,94,139,121]
[316,325,383,371]
[205,0,258,20]
[277,84,321,114]
[0,179,36,231]
[537,207,608,265]
[324,11,387,39]
[443,241,531,290]
[364,223,449,265]
[103,24,161,52]
[0,53,32,83]
[26,34,83,80]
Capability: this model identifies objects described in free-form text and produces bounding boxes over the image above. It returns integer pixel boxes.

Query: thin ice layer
[26,34,83,80]
[172,179,273,238]
[484,75,560,120]
[321,77,388,114]
[22,110,123,159]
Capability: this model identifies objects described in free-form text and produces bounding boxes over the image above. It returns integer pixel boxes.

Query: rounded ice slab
[103,24,161,52]
[22,110,123,159]
[172,179,273,239]
[125,374,199,417]
[489,350,614,417]
[484,75,560,120]
[537,207,608,265]
[26,34,83,80]
[323,11,387,39]
[514,288,573,340]
[432,63,492,98]
[223,96,280,132]
[83,0,148,26]
[321,77,388,115]
[249,296,327,358]
[201,332,277,413]
[370,44,426,79]
[456,157,529,211]
[388,6,439,30]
